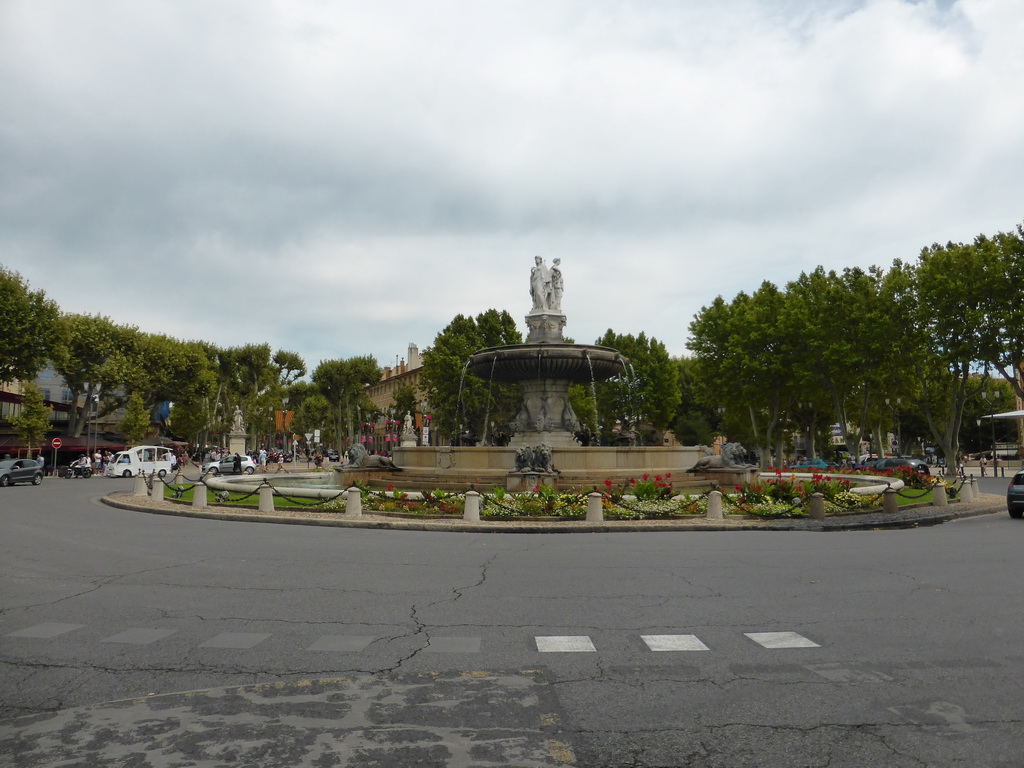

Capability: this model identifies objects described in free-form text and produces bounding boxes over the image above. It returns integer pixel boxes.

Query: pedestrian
[980,455,987,477]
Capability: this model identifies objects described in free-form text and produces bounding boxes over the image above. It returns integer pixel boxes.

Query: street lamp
[884,397,901,456]
[982,391,1000,477]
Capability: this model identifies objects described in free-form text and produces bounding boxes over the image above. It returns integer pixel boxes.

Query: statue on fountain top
[530,256,563,314]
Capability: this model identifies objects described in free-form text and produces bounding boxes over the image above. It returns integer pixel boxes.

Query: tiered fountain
[378,257,703,491]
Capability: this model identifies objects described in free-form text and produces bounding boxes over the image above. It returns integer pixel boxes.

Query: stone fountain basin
[467,344,627,384]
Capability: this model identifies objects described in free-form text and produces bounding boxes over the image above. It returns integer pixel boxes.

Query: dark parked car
[854,457,880,472]
[872,457,930,475]
[1008,472,1024,519]
[785,458,837,472]
[0,459,44,486]
[326,449,340,462]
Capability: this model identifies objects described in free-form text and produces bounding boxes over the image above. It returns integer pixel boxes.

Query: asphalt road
[1,474,1021,767]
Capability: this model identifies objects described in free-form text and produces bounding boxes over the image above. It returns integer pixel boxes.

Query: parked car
[0,459,43,487]
[326,449,340,462]
[854,457,881,472]
[1008,472,1024,519]
[872,457,930,475]
[786,458,837,472]
[202,455,257,475]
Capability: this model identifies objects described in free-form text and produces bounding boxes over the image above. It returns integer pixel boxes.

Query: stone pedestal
[400,428,418,448]
[228,428,247,457]
[506,472,557,493]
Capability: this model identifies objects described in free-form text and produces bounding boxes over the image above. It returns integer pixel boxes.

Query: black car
[0,459,44,486]
[326,449,340,462]
[872,457,930,475]
[1008,472,1024,519]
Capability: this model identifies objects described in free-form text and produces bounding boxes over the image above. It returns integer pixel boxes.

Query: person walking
[980,455,988,477]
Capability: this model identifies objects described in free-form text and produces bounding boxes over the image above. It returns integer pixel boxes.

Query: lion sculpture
[345,444,400,470]
[691,442,753,471]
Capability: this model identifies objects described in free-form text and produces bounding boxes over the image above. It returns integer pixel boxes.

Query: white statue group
[529,256,564,313]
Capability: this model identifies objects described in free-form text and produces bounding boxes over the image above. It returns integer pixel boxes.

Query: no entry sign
[51,437,62,449]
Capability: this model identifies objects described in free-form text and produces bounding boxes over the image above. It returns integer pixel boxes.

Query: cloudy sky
[2,0,1022,373]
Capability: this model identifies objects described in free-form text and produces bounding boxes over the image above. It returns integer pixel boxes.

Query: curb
[100,492,1008,533]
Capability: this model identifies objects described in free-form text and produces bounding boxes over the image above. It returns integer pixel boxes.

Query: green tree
[51,314,130,437]
[392,382,419,423]
[670,357,720,446]
[593,330,680,444]
[972,224,1024,400]
[119,393,152,446]
[0,267,61,384]
[784,266,910,457]
[898,239,991,473]
[419,310,522,441]
[312,356,380,447]
[689,282,803,467]
[10,383,52,453]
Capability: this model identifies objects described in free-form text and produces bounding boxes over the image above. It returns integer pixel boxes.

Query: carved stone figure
[691,442,754,470]
[533,444,554,473]
[549,258,563,311]
[530,256,549,311]
[346,443,399,470]
[513,444,556,473]
[514,445,535,472]
[231,406,245,432]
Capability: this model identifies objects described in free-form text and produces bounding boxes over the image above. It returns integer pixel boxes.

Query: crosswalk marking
[306,635,374,652]
[641,634,710,652]
[745,631,819,649]
[198,632,272,649]
[424,636,481,653]
[4,623,84,638]
[101,628,177,645]
[536,635,597,653]
[3,624,825,654]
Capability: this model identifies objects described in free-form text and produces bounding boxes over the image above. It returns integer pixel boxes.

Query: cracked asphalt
[1,475,1022,767]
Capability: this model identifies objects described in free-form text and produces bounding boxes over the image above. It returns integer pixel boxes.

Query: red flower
[387,484,395,491]
[655,475,663,482]
[665,473,672,479]
[604,479,613,488]
[643,473,650,481]
[735,484,742,491]
[532,485,539,493]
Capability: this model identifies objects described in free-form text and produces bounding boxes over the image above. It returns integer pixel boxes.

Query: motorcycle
[64,465,93,479]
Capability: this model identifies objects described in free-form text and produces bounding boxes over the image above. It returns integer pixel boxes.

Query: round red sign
[51,437,62,449]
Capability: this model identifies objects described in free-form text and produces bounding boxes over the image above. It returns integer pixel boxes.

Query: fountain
[355,257,706,492]
[466,256,626,448]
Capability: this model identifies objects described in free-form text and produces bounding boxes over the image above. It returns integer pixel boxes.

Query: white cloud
[1,0,1021,368]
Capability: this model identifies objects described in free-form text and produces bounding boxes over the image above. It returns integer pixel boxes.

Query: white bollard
[192,482,208,508]
[259,484,275,513]
[707,490,723,520]
[463,490,481,521]
[132,472,149,497]
[932,480,948,507]
[586,492,604,522]
[809,492,825,520]
[958,479,972,502]
[882,487,899,514]
[148,472,162,499]
[971,476,980,501]
[346,486,362,517]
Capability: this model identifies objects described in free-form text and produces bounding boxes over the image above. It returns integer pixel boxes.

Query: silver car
[202,455,257,475]
[0,459,44,486]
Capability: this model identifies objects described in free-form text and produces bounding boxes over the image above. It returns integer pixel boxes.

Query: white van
[106,445,175,478]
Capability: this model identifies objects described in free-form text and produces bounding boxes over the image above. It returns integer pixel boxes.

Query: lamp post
[885,397,901,456]
[982,391,1000,477]
[282,396,290,462]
